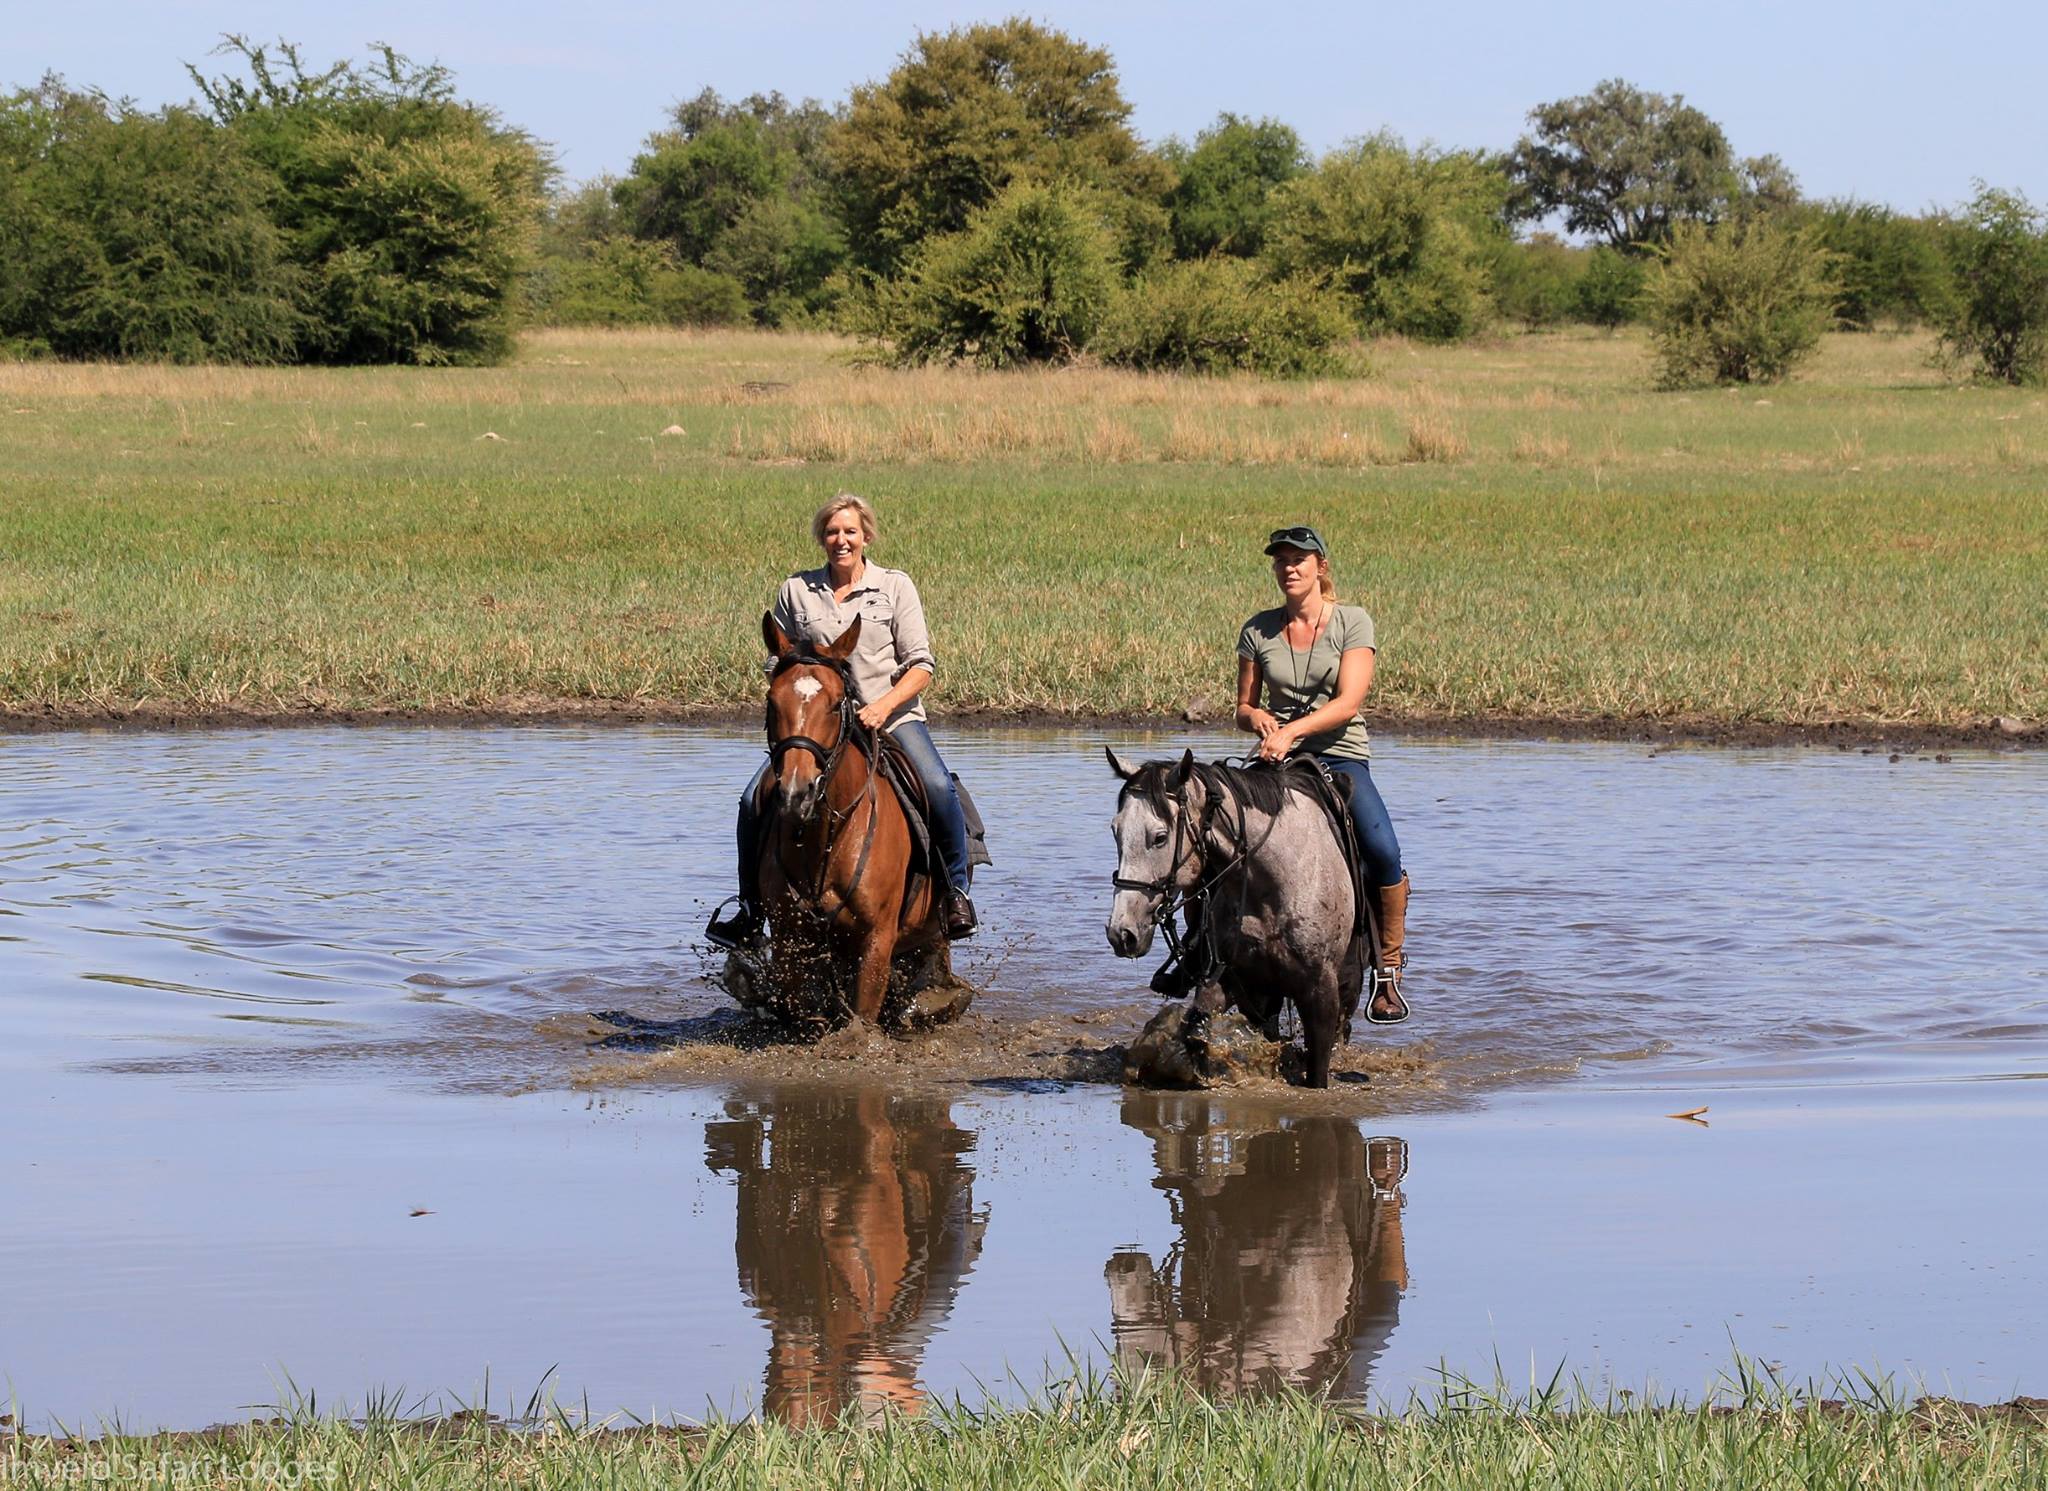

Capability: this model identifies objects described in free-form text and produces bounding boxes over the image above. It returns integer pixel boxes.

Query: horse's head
[762,612,862,823]
[1104,746,1207,958]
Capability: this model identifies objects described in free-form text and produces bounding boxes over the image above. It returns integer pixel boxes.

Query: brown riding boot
[1367,875,1411,1024]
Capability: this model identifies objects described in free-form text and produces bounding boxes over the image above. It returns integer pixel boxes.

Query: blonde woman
[707,493,978,947]
[1235,524,1410,1022]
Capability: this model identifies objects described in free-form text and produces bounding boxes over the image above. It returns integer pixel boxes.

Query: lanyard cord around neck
[1285,601,1331,705]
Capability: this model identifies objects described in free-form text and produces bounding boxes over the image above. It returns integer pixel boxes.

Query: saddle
[875,734,992,889]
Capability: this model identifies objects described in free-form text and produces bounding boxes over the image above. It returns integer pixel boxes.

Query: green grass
[2,327,2042,731]
[6,1365,2044,1489]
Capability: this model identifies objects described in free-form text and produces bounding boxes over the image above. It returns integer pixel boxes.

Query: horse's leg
[850,920,899,1024]
[1299,971,1341,1089]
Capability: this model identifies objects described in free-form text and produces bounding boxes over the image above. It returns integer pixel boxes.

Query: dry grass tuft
[1511,427,1573,464]
[1403,409,1469,463]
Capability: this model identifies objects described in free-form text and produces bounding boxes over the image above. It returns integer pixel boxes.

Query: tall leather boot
[1366,875,1410,1024]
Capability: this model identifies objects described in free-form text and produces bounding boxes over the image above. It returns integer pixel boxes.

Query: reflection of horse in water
[704,1087,985,1425]
[1106,1093,1408,1399]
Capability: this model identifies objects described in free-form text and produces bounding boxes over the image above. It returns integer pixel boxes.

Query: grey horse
[1105,748,1366,1089]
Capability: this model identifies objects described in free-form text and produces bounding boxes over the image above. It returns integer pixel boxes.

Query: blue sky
[13,1,2043,213]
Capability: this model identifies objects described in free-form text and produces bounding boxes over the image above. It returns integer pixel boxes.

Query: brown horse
[756,612,943,1024]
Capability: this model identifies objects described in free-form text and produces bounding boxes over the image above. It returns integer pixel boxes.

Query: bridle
[764,651,883,903]
[1111,763,1281,967]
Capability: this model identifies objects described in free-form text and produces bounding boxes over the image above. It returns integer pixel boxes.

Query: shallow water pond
[2,726,2044,1427]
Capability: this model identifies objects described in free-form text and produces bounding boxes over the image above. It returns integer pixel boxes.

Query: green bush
[1161,114,1308,260]
[1262,134,1506,341]
[1093,259,1350,376]
[858,181,1119,367]
[1643,219,1836,386]
[1576,246,1648,327]
[703,194,847,326]
[0,84,301,362]
[1803,200,1956,330]
[1938,186,2048,385]
[194,40,544,366]
[1487,234,1587,328]
[526,236,747,327]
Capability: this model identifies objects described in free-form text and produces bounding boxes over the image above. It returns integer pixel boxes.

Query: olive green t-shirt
[1237,604,1377,761]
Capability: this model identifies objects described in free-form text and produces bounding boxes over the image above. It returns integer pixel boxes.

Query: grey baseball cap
[1263,524,1328,557]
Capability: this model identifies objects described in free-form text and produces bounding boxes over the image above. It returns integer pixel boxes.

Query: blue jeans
[1319,757,1404,888]
[737,719,972,900]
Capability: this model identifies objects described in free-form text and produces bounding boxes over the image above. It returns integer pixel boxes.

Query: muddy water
[2,726,2045,1428]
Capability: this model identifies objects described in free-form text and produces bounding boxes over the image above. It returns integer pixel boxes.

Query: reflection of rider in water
[704,1087,984,1425]
[1105,1094,1408,1400]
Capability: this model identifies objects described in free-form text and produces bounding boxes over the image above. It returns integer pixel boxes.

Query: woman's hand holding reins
[1255,722,1300,762]
[855,699,893,732]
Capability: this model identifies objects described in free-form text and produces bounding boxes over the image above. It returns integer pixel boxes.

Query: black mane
[1120,757,1307,821]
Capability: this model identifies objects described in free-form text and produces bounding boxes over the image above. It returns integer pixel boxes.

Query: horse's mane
[1121,758,1307,822]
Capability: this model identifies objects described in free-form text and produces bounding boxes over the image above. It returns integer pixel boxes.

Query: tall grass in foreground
[5,1363,2044,1489]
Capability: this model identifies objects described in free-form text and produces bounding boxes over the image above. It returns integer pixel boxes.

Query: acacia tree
[830,17,1170,271]
[1514,79,1756,248]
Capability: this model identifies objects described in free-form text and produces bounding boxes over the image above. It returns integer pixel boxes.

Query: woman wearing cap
[1235,524,1410,1022]
[707,492,978,948]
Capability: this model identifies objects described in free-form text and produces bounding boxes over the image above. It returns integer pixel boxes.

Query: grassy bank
[6,1370,2045,1490]
[2,328,2042,734]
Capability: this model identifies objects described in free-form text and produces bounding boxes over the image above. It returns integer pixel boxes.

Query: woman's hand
[1255,723,1299,762]
[855,700,893,732]
[1244,708,1283,740]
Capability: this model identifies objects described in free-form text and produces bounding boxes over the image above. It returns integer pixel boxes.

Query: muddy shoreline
[2,698,2039,751]
[552,1001,1449,1119]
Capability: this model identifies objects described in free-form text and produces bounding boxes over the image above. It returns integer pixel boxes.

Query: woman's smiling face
[821,509,867,568]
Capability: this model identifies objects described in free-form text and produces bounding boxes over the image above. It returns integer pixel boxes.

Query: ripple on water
[0,726,2043,1094]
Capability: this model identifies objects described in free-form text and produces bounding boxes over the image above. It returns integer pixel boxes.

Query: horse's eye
[1147,830,1168,848]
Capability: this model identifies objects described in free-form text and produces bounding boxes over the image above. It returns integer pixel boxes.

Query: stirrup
[1364,960,1410,1025]
[704,896,763,951]
[1150,951,1201,997]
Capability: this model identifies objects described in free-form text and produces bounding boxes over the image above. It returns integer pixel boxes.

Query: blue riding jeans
[1317,757,1404,889]
[736,720,972,902]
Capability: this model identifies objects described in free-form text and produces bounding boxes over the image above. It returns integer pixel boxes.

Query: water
[2,726,2045,1428]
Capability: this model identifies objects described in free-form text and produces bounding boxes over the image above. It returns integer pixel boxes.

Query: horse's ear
[1169,749,1194,788]
[762,612,794,657]
[1105,746,1140,781]
[821,616,862,660]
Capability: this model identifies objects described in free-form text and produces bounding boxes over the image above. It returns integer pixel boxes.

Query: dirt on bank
[3,697,2041,752]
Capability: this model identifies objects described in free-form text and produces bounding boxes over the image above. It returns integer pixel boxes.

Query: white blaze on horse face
[792,676,823,703]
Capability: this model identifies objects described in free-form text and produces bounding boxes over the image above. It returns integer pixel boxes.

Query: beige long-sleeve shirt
[772,563,935,732]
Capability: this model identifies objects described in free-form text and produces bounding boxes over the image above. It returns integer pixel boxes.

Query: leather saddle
[875,734,992,888]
